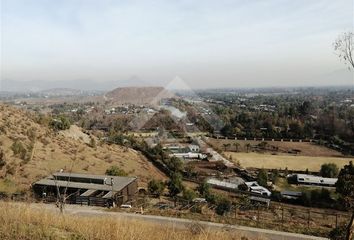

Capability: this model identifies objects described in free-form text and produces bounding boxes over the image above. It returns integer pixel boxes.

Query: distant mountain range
[0,77,150,92]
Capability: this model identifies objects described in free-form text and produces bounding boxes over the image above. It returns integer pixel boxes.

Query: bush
[167,172,184,197]
[105,166,128,176]
[0,150,6,169]
[197,181,211,197]
[147,179,165,197]
[329,225,347,240]
[320,163,339,178]
[11,141,28,160]
[257,169,268,187]
[215,197,232,216]
[49,116,71,131]
[182,188,197,202]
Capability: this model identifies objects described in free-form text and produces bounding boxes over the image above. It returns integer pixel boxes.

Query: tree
[148,179,165,197]
[215,197,232,216]
[335,161,354,240]
[197,181,211,197]
[222,143,231,151]
[50,116,71,131]
[233,142,240,152]
[320,163,339,178]
[334,32,354,69]
[105,166,128,176]
[182,188,197,203]
[257,169,268,187]
[167,172,184,197]
[245,143,251,153]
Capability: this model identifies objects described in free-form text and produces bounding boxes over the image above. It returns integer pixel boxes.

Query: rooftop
[34,172,137,192]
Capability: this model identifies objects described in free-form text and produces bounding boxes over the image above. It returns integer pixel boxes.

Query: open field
[207,138,345,157]
[0,201,257,240]
[225,152,353,171]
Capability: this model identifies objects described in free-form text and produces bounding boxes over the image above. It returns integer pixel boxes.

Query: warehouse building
[33,172,138,207]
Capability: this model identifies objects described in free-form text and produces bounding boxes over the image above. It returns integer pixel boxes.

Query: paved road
[29,203,328,240]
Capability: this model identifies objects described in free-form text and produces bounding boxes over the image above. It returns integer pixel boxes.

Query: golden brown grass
[0,202,252,240]
[0,104,166,194]
[208,138,345,157]
[226,152,353,171]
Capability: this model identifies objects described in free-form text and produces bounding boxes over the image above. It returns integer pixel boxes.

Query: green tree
[105,166,128,176]
[183,188,197,203]
[147,179,165,197]
[233,142,240,152]
[167,172,184,197]
[257,169,268,187]
[197,181,211,197]
[335,161,354,240]
[50,115,71,131]
[215,197,232,216]
[320,163,339,178]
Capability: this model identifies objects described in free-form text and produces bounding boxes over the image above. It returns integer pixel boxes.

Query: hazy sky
[1,0,353,89]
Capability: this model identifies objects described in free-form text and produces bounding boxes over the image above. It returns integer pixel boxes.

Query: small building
[33,172,138,207]
[291,174,337,187]
[281,191,303,200]
[245,181,272,197]
[207,177,245,191]
[250,196,271,207]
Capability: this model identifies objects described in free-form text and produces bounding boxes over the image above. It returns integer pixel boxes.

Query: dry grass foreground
[226,152,353,171]
[0,104,166,194]
[0,202,254,240]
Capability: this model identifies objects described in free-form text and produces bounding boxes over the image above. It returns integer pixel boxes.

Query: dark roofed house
[33,172,138,207]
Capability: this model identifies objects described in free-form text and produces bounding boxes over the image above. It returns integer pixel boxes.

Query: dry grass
[0,202,252,240]
[0,104,166,194]
[226,152,353,171]
[208,138,345,157]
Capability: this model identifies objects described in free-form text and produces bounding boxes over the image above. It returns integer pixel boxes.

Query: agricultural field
[225,152,353,172]
[207,138,346,157]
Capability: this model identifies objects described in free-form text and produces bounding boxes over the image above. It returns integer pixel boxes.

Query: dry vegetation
[0,201,253,240]
[207,138,346,157]
[207,138,353,171]
[226,152,353,172]
[0,104,166,194]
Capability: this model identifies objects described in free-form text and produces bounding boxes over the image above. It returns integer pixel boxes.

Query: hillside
[105,86,175,105]
[0,104,166,194]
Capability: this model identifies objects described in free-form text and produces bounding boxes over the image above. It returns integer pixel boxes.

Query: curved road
[29,203,328,240]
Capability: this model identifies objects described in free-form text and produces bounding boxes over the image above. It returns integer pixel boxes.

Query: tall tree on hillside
[335,161,354,240]
[334,32,354,69]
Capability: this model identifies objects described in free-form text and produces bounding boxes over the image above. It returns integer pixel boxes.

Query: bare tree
[334,32,354,69]
[334,32,354,240]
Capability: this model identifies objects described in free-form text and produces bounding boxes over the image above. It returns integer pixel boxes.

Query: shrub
[147,179,165,197]
[329,225,347,240]
[182,188,197,202]
[257,169,268,187]
[105,166,128,177]
[49,116,71,131]
[215,197,232,216]
[0,150,6,169]
[320,163,339,178]
[11,141,27,160]
[167,172,184,197]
